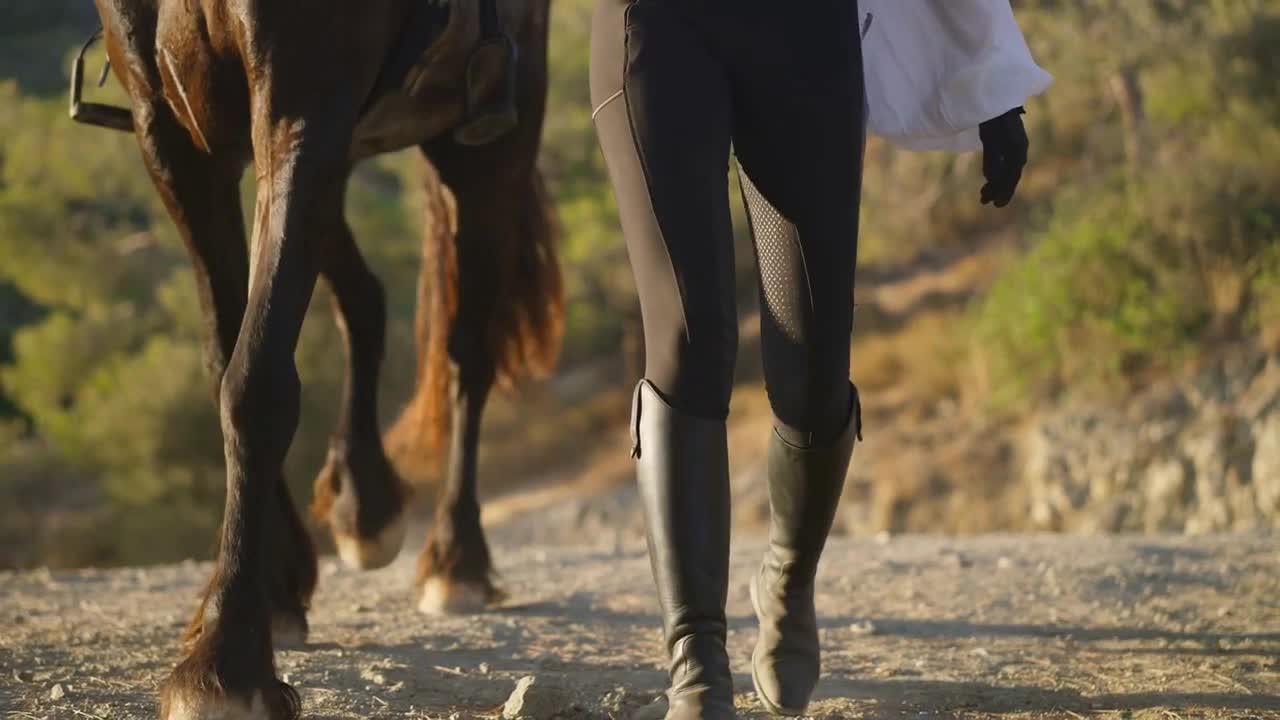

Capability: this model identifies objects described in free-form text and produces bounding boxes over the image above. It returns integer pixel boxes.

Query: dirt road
[2,533,1278,719]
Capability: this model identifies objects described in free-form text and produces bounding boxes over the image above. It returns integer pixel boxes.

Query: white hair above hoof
[416,575,494,615]
[332,511,406,571]
[163,689,271,720]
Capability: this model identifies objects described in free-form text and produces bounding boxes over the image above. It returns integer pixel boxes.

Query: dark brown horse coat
[87,0,560,717]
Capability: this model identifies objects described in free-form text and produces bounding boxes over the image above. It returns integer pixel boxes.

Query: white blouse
[859,0,1053,152]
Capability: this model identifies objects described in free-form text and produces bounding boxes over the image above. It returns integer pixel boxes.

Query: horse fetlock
[415,573,505,615]
[161,623,297,720]
[414,535,505,615]
[162,688,272,720]
[161,682,298,720]
[313,446,408,571]
[333,508,407,571]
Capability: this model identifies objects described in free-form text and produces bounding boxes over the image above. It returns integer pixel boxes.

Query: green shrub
[973,171,1279,409]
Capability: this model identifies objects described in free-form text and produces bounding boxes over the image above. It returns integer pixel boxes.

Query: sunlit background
[2,0,1277,569]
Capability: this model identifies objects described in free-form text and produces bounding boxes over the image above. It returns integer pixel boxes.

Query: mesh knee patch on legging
[738,169,812,346]
[738,166,853,443]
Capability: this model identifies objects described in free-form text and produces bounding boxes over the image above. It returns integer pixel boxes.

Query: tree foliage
[972,0,1280,407]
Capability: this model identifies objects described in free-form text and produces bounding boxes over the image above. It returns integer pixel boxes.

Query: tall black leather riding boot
[632,380,736,720]
[751,385,861,716]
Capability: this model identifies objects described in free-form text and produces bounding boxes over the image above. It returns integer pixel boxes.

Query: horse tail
[386,161,459,460]
[386,164,562,464]
[489,168,564,391]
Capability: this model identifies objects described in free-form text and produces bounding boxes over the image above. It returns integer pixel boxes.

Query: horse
[80,0,561,716]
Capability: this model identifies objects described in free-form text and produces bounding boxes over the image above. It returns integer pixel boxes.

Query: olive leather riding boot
[751,385,861,716]
[632,380,736,720]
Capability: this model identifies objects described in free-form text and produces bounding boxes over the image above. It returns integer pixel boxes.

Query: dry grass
[852,307,971,402]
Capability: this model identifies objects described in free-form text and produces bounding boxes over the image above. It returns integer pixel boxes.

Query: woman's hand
[979,107,1029,208]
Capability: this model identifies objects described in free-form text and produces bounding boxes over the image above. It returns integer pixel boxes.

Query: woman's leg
[728,3,866,715]
[591,1,737,718]
[591,0,738,418]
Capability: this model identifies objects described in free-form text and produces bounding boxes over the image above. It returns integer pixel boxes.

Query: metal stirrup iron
[69,29,133,132]
[453,0,519,146]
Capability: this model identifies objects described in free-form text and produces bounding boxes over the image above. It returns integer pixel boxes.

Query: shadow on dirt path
[2,535,1277,719]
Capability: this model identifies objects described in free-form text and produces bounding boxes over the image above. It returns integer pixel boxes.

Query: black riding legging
[591,0,864,445]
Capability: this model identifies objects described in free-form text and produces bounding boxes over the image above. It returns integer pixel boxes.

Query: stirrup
[69,29,133,132]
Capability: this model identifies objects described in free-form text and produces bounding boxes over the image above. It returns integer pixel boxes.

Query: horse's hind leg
[310,218,408,570]
[266,477,317,647]
[413,135,554,614]
[414,329,501,614]
[408,143,514,616]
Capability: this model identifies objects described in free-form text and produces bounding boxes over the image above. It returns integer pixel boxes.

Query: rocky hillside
[510,349,1280,546]
[1025,350,1280,533]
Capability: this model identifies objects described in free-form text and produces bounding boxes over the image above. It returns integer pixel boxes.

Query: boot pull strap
[630,381,644,458]
[851,383,863,442]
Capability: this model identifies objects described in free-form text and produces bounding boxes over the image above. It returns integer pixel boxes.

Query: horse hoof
[161,668,299,720]
[271,612,308,650]
[416,576,500,615]
[163,690,270,720]
[333,511,406,571]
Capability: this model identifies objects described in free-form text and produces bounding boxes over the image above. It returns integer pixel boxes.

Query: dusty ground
[2,531,1278,719]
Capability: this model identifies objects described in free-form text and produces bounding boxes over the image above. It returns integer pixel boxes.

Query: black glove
[978,107,1029,208]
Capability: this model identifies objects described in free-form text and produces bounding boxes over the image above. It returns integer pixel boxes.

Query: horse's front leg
[97,14,315,720]
[161,79,369,720]
[310,219,409,570]
[124,91,321,654]
[161,142,332,720]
